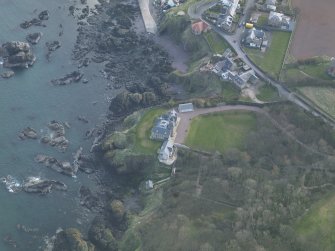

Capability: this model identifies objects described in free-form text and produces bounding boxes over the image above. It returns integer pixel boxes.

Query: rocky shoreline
[1,0,176,249]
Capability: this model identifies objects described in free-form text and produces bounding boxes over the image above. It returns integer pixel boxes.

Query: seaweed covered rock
[53,228,95,251]
[88,223,118,251]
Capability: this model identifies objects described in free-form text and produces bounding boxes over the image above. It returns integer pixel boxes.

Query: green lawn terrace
[295,192,335,251]
[185,111,257,153]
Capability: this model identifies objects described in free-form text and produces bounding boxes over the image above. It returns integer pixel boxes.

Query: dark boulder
[46,40,61,51]
[26,32,42,44]
[38,10,49,20]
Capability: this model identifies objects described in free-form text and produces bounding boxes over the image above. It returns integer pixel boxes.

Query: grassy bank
[256,84,280,102]
[133,108,167,154]
[298,87,335,119]
[204,31,231,54]
[295,193,335,251]
[185,111,257,153]
[245,31,291,78]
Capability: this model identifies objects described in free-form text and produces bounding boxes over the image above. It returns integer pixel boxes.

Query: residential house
[221,0,240,16]
[192,21,209,35]
[213,57,235,75]
[243,28,266,49]
[158,139,177,165]
[268,11,291,29]
[150,110,178,141]
[178,103,194,113]
[239,70,258,85]
[219,15,234,29]
[265,0,276,11]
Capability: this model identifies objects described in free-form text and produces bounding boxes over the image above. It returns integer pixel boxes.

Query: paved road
[175,105,333,157]
[187,0,334,126]
[138,0,157,33]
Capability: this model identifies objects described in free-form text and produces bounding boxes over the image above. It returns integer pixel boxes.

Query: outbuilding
[178,103,194,113]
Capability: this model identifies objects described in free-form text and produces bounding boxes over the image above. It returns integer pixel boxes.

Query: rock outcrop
[34,154,78,177]
[1,41,36,68]
[38,10,50,20]
[20,18,43,29]
[26,32,42,44]
[46,41,61,51]
[41,120,69,152]
[23,177,67,194]
[51,71,83,86]
[53,228,95,251]
[1,70,15,78]
[18,127,38,140]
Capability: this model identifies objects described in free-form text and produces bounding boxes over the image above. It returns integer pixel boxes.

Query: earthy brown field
[291,0,335,59]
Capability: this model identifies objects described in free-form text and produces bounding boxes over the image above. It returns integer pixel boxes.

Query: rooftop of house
[269,11,290,25]
[151,110,178,139]
[266,0,276,6]
[214,57,235,73]
[245,28,265,47]
[192,21,209,34]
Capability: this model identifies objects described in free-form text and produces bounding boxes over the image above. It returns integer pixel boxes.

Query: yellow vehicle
[245,23,254,29]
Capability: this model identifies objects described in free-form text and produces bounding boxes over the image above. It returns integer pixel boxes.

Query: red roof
[191,21,209,34]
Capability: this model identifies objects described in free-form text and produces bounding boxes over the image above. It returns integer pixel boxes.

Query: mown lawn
[185,111,257,153]
[256,84,279,102]
[134,108,166,154]
[204,31,231,55]
[295,193,335,251]
[298,87,335,119]
[245,31,291,79]
[256,14,268,26]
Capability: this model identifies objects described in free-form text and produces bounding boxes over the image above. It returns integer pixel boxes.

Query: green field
[133,108,166,154]
[299,87,335,118]
[256,84,279,102]
[185,111,257,153]
[245,31,291,78]
[295,193,335,250]
[297,62,333,81]
[256,14,268,26]
[204,31,231,55]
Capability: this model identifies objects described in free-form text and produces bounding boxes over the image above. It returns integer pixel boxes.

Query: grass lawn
[185,111,257,153]
[256,84,279,102]
[256,14,268,26]
[222,83,240,102]
[295,193,335,251]
[298,87,335,119]
[245,31,291,79]
[133,108,167,154]
[299,62,333,81]
[204,31,231,55]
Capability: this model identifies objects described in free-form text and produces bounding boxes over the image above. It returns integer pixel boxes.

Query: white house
[268,11,290,28]
[158,139,177,165]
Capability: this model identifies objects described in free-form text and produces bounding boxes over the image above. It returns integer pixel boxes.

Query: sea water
[0,0,113,250]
